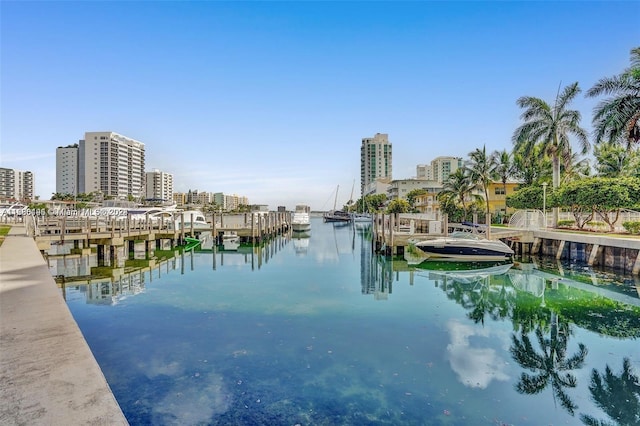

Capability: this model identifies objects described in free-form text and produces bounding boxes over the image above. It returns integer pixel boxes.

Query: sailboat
[323,185,352,223]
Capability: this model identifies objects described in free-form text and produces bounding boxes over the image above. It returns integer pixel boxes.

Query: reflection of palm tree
[510,314,588,416]
[580,357,640,426]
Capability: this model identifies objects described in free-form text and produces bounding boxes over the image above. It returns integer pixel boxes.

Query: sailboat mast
[333,185,339,211]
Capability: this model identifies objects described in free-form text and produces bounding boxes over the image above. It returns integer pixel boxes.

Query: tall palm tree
[466,145,497,218]
[437,168,479,221]
[512,82,590,227]
[586,47,640,150]
[492,149,517,218]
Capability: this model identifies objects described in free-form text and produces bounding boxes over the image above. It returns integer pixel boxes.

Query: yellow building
[487,181,521,218]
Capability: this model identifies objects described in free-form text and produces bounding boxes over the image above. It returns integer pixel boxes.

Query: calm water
[58,217,640,426]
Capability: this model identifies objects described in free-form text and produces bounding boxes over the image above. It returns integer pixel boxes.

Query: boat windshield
[449,231,483,240]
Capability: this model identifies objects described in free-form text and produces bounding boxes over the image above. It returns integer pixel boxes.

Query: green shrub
[587,221,606,229]
[622,221,640,234]
[557,220,575,228]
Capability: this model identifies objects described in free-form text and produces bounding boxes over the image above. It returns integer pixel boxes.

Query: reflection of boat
[423,262,514,285]
[184,237,201,251]
[292,204,311,232]
[293,234,309,255]
[222,231,240,250]
[413,232,514,261]
[174,210,209,230]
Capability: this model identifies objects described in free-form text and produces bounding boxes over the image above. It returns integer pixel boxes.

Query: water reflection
[511,315,588,416]
[580,357,640,425]
[56,222,639,425]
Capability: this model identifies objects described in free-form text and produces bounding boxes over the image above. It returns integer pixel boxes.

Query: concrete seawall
[0,225,128,425]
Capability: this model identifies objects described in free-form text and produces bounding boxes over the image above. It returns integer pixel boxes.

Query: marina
[40,218,640,425]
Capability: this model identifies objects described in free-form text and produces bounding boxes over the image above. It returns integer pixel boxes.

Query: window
[494,187,506,195]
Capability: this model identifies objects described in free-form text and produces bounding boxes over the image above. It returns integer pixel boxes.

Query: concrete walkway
[0,225,128,425]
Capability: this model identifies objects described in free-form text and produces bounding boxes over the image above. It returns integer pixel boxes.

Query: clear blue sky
[1,1,638,210]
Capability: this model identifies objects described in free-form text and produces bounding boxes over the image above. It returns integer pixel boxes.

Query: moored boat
[292,204,311,232]
[412,231,514,262]
[174,210,209,230]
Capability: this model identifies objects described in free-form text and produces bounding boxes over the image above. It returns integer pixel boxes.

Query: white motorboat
[413,231,514,262]
[174,210,209,230]
[292,204,311,232]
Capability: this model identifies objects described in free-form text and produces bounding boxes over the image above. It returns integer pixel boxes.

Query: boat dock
[9,211,291,267]
[372,213,640,275]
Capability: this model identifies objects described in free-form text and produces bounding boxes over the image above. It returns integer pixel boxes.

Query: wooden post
[180,212,185,245]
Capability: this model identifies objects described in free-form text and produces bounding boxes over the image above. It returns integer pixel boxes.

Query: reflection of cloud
[154,375,231,425]
[446,320,509,389]
[137,356,231,425]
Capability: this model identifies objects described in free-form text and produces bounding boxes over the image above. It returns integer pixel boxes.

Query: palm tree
[512,143,551,186]
[593,142,636,178]
[437,168,479,221]
[513,82,590,227]
[586,47,640,150]
[466,145,497,218]
[561,152,591,184]
[492,149,517,219]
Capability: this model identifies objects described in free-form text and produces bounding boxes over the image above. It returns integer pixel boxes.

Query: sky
[1,1,638,211]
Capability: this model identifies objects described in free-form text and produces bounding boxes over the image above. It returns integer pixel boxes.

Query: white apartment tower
[416,156,463,183]
[56,144,79,195]
[360,133,392,196]
[145,169,174,201]
[81,132,145,198]
[0,168,34,201]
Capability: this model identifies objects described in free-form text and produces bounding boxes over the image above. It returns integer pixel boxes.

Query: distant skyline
[1,2,638,210]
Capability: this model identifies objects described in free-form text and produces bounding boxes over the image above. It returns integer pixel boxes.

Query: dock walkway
[0,225,128,425]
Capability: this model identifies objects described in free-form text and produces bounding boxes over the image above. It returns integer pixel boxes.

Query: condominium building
[0,168,34,202]
[145,169,174,201]
[81,132,145,198]
[416,156,463,183]
[387,178,442,202]
[360,133,392,197]
[56,144,79,195]
[212,192,249,212]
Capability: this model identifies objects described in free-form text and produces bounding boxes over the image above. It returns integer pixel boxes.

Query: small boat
[323,184,352,223]
[292,204,311,232]
[412,231,514,262]
[323,209,352,223]
[222,231,240,250]
[174,210,209,230]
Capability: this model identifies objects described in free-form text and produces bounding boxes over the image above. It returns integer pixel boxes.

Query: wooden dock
[11,211,291,267]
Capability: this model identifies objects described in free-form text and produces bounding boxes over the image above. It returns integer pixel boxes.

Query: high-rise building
[56,144,79,195]
[145,169,173,201]
[82,132,145,198]
[0,168,34,201]
[417,156,463,183]
[360,133,392,197]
